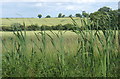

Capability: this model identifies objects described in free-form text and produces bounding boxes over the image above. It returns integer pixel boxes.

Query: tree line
[2,6,119,31]
[30,6,120,30]
[89,6,119,30]
[38,11,89,18]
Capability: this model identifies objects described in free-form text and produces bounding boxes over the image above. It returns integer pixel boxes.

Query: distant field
[0,17,85,27]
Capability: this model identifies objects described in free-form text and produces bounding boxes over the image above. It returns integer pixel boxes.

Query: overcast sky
[0,0,119,18]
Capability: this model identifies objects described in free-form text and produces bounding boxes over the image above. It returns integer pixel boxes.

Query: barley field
[1,2,120,78]
[1,30,120,77]
[0,17,84,27]
[1,13,120,77]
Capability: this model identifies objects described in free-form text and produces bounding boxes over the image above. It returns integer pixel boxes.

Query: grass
[1,15,120,77]
[0,33,2,78]
[1,30,119,77]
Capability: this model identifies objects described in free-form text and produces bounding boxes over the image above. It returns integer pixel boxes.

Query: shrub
[63,24,74,30]
[27,24,40,31]
[2,26,13,31]
[11,23,24,31]
[75,13,82,18]
[40,25,52,30]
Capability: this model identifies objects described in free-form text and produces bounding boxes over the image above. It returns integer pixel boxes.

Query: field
[0,17,84,27]
[1,30,120,77]
[1,14,120,77]
[1,2,120,78]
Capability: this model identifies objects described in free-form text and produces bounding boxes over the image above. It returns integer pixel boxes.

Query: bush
[75,13,82,18]
[62,24,73,30]
[11,23,24,31]
[1,23,80,31]
[2,26,13,31]
[40,25,52,30]
[54,24,65,30]
[27,24,40,31]
[51,24,75,30]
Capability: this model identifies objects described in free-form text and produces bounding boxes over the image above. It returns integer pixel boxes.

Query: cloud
[66,6,75,10]
[34,2,60,7]
[33,2,118,13]
[56,3,63,6]
[65,5,82,10]
[0,0,119,2]
[34,3,43,7]
[64,3,93,11]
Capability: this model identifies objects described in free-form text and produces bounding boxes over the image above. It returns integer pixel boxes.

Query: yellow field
[0,17,84,27]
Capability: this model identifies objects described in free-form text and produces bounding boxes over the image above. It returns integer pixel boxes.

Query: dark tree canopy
[69,14,72,17]
[58,13,66,18]
[82,11,89,17]
[90,6,119,30]
[98,6,112,12]
[45,15,51,18]
[75,13,82,18]
[38,14,42,18]
[58,13,62,18]
[62,15,65,17]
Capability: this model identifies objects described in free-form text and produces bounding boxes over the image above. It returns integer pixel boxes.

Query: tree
[58,13,62,18]
[90,8,119,30]
[62,15,65,17]
[38,14,42,18]
[69,14,72,17]
[108,10,119,29]
[90,11,110,29]
[82,11,89,17]
[75,13,82,18]
[98,6,112,12]
[45,15,51,18]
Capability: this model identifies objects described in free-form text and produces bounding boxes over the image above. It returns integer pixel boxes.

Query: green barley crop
[2,15,119,77]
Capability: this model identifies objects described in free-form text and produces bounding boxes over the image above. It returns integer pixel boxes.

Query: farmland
[1,16,120,77]
[1,30,120,77]
[1,5,120,77]
[0,17,83,27]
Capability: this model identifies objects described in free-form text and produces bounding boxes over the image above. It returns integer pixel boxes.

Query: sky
[0,0,119,18]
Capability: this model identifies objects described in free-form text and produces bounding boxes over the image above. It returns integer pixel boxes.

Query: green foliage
[1,6,120,77]
[2,26,13,31]
[2,9,119,76]
[27,24,40,31]
[108,10,120,29]
[98,6,112,12]
[11,23,24,31]
[58,13,62,18]
[38,14,42,18]
[2,23,76,31]
[45,15,51,18]
[40,24,74,30]
[90,11,108,29]
[40,25,52,30]
[82,11,89,17]
[62,15,65,18]
[90,8,119,30]
[75,13,82,18]
[69,14,72,17]
[2,29,119,77]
